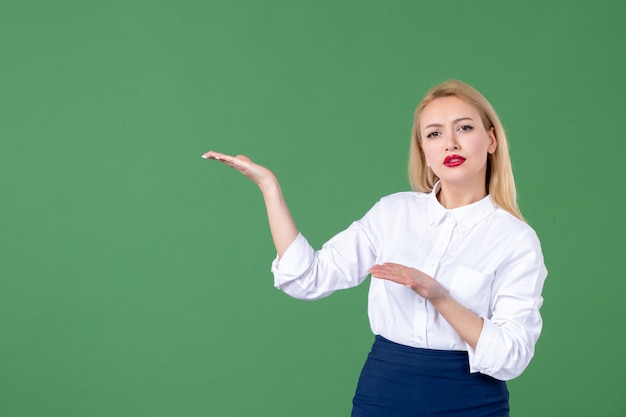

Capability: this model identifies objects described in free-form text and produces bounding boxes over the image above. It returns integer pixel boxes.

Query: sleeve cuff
[271,233,315,289]
[467,318,503,376]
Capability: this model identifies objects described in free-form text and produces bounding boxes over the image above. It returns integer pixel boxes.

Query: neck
[437,181,487,209]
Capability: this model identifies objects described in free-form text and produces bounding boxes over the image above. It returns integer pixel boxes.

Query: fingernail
[202,155,208,159]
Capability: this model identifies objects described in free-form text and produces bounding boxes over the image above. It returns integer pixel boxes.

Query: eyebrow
[423,117,475,130]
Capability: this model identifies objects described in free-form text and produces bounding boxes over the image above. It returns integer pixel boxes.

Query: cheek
[421,144,436,167]
[467,135,492,155]
[422,150,432,167]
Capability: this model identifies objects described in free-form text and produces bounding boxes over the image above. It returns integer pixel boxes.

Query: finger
[370,265,404,276]
[235,154,252,163]
[368,267,400,280]
[381,262,405,269]
[202,150,230,160]
[371,267,414,285]
[368,265,386,275]
[369,264,397,273]
[203,151,247,169]
[371,273,412,288]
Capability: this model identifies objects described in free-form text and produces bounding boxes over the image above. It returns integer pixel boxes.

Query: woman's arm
[369,228,546,381]
[204,150,377,301]
[368,262,483,349]
[202,151,298,258]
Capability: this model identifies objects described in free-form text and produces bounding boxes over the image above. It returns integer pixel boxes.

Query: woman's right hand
[202,150,277,189]
[202,150,298,257]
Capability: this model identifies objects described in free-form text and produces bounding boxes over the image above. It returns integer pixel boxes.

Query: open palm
[202,150,276,187]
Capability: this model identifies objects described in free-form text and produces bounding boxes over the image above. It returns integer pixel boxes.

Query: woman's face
[419,96,497,190]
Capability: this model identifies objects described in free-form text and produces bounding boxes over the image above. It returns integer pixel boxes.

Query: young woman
[203,80,547,417]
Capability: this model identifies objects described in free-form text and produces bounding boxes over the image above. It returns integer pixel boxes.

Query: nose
[444,131,460,151]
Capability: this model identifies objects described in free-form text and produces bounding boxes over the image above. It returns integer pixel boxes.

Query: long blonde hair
[408,80,524,222]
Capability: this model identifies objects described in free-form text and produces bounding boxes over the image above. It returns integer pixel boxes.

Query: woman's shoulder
[358,191,428,220]
[377,190,429,205]
[490,205,542,242]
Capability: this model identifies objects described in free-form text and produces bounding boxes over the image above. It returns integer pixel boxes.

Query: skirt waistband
[352,336,510,416]
[371,335,470,374]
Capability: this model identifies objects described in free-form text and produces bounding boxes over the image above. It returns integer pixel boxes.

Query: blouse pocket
[447,266,494,316]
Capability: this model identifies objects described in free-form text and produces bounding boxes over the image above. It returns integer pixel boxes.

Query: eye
[458,125,473,132]
[425,131,440,139]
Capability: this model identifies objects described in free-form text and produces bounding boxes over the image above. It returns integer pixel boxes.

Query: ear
[487,127,497,154]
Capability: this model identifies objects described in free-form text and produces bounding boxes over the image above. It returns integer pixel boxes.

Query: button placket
[415,216,456,347]
[423,218,456,276]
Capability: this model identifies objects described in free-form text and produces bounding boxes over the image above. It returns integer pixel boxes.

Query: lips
[443,155,466,167]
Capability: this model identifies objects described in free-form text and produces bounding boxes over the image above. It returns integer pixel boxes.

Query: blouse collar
[426,181,497,231]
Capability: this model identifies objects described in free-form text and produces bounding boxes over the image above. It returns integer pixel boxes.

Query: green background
[2,1,624,416]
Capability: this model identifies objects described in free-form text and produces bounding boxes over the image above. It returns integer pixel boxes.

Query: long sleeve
[467,229,547,380]
[271,221,377,300]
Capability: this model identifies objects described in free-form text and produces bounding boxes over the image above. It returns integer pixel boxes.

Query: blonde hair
[408,80,525,222]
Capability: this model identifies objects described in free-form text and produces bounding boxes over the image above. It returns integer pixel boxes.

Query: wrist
[427,289,450,308]
[258,175,280,194]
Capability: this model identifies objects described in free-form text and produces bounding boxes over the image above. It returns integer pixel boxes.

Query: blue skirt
[352,336,509,417]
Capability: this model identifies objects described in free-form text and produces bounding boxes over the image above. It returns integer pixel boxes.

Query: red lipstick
[443,155,466,167]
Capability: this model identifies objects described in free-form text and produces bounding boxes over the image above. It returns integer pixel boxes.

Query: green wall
[2,1,625,415]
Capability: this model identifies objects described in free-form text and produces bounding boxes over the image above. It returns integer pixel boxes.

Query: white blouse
[271,184,547,381]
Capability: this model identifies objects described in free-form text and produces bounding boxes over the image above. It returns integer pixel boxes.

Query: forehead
[420,96,481,128]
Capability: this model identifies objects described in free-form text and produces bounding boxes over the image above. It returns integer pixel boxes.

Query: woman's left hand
[369,262,447,301]
[370,262,483,350]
